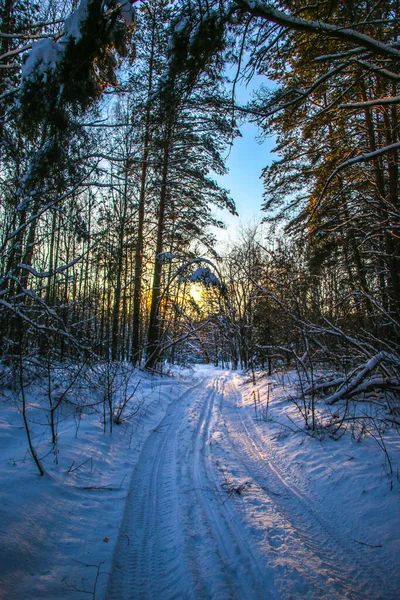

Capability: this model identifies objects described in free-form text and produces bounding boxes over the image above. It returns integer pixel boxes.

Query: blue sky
[217,122,275,218]
[212,75,277,246]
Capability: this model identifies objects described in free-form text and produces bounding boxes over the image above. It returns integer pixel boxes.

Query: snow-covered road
[106,369,393,600]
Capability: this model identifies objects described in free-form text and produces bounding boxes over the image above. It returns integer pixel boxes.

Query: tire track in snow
[106,378,207,600]
[107,368,392,600]
[192,374,334,599]
[218,373,395,600]
[184,374,271,599]
[107,373,275,599]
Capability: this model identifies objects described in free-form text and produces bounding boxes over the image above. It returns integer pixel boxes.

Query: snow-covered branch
[232,0,400,59]
[323,352,400,405]
[341,96,400,109]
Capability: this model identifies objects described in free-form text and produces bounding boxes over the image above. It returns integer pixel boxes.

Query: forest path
[106,368,391,600]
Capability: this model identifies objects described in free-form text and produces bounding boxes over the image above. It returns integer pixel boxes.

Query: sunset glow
[190,284,203,303]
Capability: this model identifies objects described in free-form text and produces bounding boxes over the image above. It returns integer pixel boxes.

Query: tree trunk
[132,16,156,366]
[145,129,172,370]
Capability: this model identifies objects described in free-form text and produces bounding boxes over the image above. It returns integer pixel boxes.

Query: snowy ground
[0,364,399,599]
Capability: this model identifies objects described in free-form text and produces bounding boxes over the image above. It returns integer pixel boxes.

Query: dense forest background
[1,0,399,424]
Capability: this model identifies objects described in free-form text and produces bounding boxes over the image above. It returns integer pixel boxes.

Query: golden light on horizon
[190,284,203,303]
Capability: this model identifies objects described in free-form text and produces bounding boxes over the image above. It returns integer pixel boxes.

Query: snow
[21,0,89,83]
[21,0,134,86]
[0,364,399,599]
[190,266,220,287]
[17,264,51,278]
[157,251,176,263]
[21,38,64,83]
[0,364,193,599]
[239,371,400,564]
[237,0,400,60]
[64,0,89,43]
[117,1,135,27]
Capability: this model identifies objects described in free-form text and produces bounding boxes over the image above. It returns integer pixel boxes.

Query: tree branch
[233,0,400,59]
